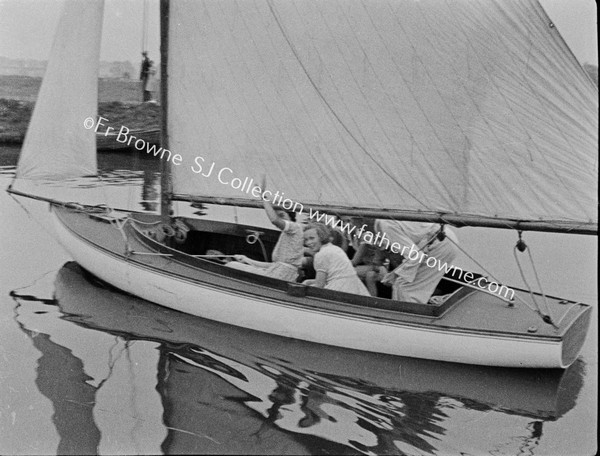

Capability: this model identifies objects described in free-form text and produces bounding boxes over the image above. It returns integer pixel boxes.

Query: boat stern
[561,304,593,368]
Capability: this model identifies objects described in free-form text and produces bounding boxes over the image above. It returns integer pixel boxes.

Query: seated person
[375,219,458,303]
[330,216,351,253]
[347,217,384,296]
[302,223,369,296]
[300,229,346,280]
[364,246,404,298]
[331,228,349,252]
[352,242,387,296]
[297,216,348,280]
[226,181,304,282]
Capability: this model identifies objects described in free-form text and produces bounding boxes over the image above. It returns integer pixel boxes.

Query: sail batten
[167,0,596,229]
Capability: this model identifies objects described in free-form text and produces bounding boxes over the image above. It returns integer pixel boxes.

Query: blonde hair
[304,223,333,243]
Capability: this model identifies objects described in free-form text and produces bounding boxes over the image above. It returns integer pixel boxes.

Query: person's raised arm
[261,176,287,231]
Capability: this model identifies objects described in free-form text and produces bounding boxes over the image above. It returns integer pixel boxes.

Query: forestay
[168,0,597,231]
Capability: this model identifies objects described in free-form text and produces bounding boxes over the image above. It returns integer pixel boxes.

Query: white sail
[168,0,597,231]
[14,0,104,181]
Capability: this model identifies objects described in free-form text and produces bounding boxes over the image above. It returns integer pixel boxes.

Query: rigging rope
[442,230,547,316]
[513,232,555,326]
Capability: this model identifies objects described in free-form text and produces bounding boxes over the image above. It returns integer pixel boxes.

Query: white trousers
[392,236,459,304]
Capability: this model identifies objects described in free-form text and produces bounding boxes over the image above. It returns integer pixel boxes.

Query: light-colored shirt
[271,221,304,267]
[314,243,369,295]
[375,219,457,282]
[374,220,440,253]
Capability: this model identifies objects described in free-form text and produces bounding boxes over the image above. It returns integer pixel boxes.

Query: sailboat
[7,0,597,368]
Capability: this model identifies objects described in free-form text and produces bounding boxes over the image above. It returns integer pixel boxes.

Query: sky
[0,0,597,66]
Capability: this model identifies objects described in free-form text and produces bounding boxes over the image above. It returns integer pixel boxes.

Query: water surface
[0,145,597,455]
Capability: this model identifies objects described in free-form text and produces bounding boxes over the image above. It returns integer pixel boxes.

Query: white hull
[50,208,567,368]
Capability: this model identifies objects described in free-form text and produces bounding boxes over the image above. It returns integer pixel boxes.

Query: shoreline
[0,75,160,146]
[0,98,160,146]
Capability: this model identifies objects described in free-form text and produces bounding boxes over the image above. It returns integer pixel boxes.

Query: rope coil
[245,230,269,261]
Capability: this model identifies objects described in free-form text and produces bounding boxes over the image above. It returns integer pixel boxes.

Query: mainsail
[168,0,597,232]
[14,0,104,181]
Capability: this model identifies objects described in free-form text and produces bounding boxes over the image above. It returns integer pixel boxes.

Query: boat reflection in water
[13,262,585,454]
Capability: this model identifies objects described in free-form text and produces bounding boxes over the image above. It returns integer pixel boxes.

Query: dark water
[0,145,597,455]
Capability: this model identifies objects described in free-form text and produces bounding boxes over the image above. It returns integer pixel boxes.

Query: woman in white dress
[303,224,369,296]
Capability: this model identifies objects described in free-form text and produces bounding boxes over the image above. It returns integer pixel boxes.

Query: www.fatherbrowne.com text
[306,210,515,301]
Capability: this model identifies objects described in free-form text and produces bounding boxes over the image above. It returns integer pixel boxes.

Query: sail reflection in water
[12,263,585,455]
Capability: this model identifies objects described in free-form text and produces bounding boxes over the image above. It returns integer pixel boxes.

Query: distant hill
[0,57,136,79]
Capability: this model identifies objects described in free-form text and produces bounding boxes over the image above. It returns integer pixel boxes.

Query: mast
[141,0,149,54]
[159,0,171,220]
